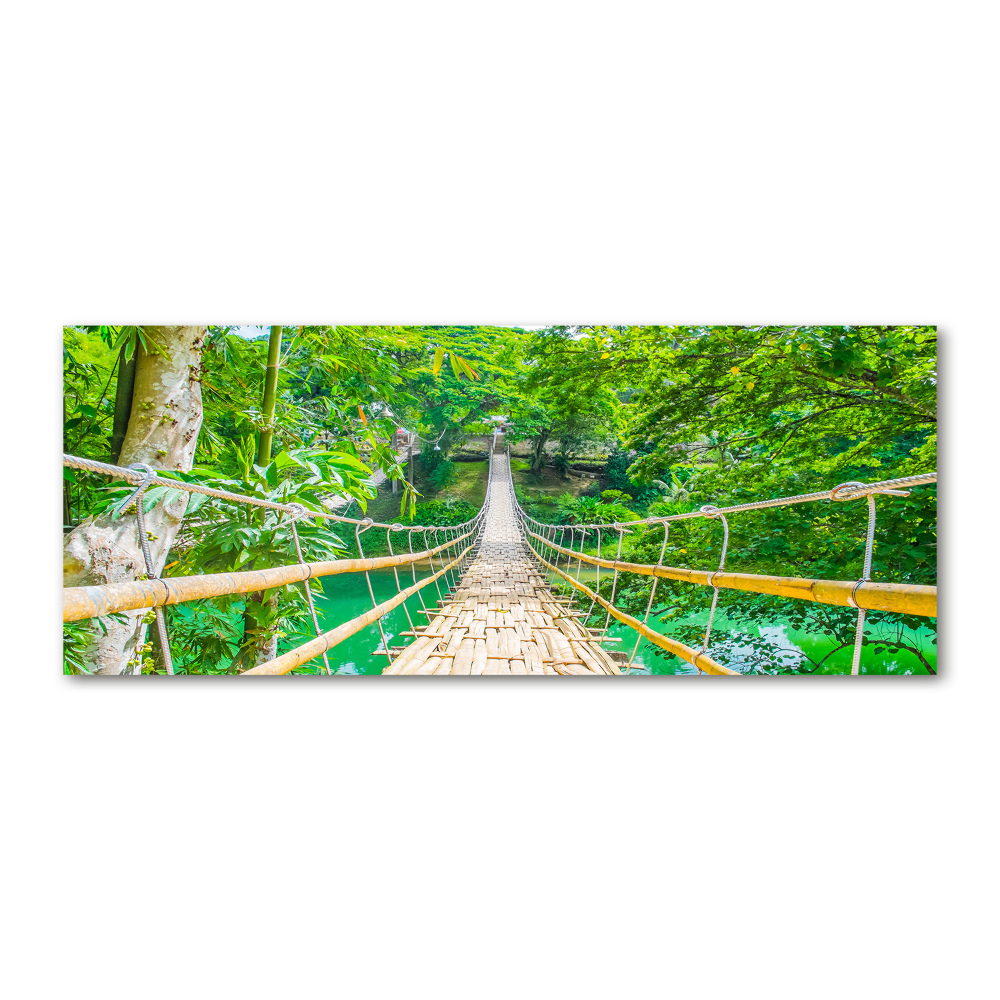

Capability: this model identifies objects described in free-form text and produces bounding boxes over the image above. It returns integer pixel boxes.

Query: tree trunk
[110,343,138,463]
[63,326,207,674]
[256,325,282,466]
[530,430,550,474]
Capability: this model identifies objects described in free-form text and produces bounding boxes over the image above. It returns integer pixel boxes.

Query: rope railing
[62,450,494,674]
[508,447,937,675]
[63,443,937,676]
[532,547,737,674]
[522,532,937,617]
[501,454,733,674]
[63,453,457,529]
[243,544,475,674]
[62,534,476,622]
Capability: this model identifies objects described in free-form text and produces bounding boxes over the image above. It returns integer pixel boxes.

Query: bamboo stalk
[528,530,936,617]
[243,546,473,674]
[62,531,473,622]
[256,325,282,466]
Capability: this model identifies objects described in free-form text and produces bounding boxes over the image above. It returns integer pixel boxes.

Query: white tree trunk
[63,326,206,674]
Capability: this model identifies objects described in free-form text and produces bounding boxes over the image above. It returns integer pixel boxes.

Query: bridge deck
[383,454,622,675]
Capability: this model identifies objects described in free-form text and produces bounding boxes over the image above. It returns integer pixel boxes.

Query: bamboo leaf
[455,354,480,380]
[432,348,444,375]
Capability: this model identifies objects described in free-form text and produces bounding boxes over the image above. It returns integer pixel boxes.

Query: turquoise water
[300,567,439,674]
[599,608,937,675]
[294,567,936,676]
[542,569,936,675]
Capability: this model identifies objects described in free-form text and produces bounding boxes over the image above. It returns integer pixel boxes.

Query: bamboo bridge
[380,453,622,675]
[62,446,938,676]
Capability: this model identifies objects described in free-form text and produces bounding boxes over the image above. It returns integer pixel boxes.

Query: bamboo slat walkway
[383,454,622,675]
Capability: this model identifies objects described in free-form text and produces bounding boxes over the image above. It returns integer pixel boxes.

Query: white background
[2,2,997,998]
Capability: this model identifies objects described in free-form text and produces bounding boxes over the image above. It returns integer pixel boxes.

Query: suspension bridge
[62,444,937,676]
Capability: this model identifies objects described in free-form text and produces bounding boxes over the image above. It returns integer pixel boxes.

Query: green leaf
[252,462,279,487]
[455,354,480,380]
[432,348,444,376]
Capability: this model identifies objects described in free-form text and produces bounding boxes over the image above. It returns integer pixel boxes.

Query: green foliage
[521,324,936,674]
[166,602,244,673]
[95,325,169,362]
[144,445,376,671]
[412,497,479,526]
[599,447,660,503]
[62,613,130,674]
[556,493,638,525]
[650,472,695,506]
[609,459,937,674]
[416,452,457,492]
[623,325,935,483]
[163,447,371,577]
[63,619,96,674]
[63,322,937,676]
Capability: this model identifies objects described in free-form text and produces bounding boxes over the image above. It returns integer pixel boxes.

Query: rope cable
[355,519,394,665]
[287,503,331,675]
[125,463,174,676]
[695,506,730,673]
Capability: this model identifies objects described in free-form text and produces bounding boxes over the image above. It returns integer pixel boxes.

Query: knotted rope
[123,463,174,675]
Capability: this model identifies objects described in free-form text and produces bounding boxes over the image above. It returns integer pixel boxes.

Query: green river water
[293,568,936,675]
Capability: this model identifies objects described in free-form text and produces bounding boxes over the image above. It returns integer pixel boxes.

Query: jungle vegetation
[62,324,936,675]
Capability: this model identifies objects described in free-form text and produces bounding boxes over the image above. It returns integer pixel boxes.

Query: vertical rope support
[287,506,331,675]
[848,495,878,676]
[587,527,601,624]
[408,529,429,616]
[440,528,450,592]
[625,523,670,672]
[545,524,557,587]
[696,507,730,673]
[602,527,626,635]
[446,527,459,591]
[557,527,569,597]
[563,527,578,608]
[126,463,174,675]
[424,529,445,604]
[356,520,394,665]
[566,525,587,612]
[386,525,416,634]
[829,479,908,676]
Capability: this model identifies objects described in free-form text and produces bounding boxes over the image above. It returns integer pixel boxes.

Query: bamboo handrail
[243,545,474,675]
[526,530,937,618]
[62,531,473,622]
[529,547,738,675]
